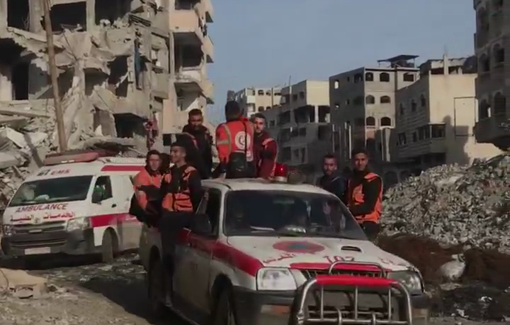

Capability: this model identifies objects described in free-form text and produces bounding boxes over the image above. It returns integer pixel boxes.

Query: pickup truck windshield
[8,176,93,207]
[224,190,367,240]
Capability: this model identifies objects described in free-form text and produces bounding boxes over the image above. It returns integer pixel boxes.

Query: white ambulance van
[1,150,146,263]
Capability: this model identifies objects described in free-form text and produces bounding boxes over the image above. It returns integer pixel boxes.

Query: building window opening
[177,45,203,69]
[478,99,490,120]
[366,95,375,104]
[403,73,415,82]
[353,96,364,106]
[411,100,417,112]
[381,117,392,127]
[412,132,417,142]
[494,44,505,64]
[366,117,376,126]
[292,94,298,102]
[135,40,148,90]
[12,62,29,100]
[95,0,130,25]
[365,72,374,82]
[7,0,30,30]
[399,103,405,115]
[299,91,305,99]
[49,2,87,32]
[175,0,200,10]
[266,91,271,95]
[379,72,390,82]
[258,90,264,95]
[479,54,490,72]
[420,94,427,107]
[354,73,363,83]
[114,114,146,139]
[494,92,506,115]
[431,124,446,138]
[380,96,391,104]
[334,80,339,89]
[108,57,128,98]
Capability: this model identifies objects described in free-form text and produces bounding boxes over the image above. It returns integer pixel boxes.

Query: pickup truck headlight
[67,217,91,232]
[257,268,297,291]
[388,271,423,294]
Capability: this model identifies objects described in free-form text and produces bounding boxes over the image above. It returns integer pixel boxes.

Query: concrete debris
[0,268,47,299]
[382,154,510,253]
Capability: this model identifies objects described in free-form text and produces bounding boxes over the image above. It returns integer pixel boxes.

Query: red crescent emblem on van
[273,241,325,254]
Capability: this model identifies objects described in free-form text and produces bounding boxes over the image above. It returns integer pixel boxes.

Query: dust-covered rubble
[382,154,510,253]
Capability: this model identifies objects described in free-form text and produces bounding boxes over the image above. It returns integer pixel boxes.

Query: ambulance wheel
[213,286,237,325]
[101,229,117,263]
[148,257,166,317]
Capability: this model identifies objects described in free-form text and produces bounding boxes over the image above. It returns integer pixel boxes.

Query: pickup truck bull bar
[293,261,413,325]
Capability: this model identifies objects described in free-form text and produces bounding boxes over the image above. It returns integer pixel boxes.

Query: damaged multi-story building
[0,0,214,153]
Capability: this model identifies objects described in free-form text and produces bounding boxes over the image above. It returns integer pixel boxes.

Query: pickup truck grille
[301,268,383,280]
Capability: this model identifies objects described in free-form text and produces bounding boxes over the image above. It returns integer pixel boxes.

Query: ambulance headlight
[257,268,297,291]
[1,224,13,236]
[67,217,91,232]
[387,271,423,294]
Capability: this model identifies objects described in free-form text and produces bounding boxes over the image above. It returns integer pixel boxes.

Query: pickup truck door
[187,188,221,313]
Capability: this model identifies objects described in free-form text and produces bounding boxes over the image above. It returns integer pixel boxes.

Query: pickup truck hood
[227,236,413,272]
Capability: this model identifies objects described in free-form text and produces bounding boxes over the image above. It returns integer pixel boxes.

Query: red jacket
[254,131,278,179]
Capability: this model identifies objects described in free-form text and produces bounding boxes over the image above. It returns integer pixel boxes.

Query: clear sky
[206,0,475,125]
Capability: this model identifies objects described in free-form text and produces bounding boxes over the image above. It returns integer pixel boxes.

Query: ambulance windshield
[224,190,367,240]
[9,176,93,207]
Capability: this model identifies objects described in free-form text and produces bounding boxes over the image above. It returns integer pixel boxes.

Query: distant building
[262,80,330,182]
[473,0,510,150]
[395,56,501,174]
[329,55,420,165]
[230,87,281,118]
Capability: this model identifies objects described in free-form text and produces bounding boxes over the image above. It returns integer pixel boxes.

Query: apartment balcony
[203,35,214,63]
[397,138,447,160]
[170,9,202,45]
[175,68,214,104]
[202,0,214,22]
[474,114,510,150]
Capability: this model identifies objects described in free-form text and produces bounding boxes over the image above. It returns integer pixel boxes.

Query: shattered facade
[162,0,214,144]
[0,0,177,207]
[473,0,510,151]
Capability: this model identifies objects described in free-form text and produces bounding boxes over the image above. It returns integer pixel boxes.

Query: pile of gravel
[382,154,510,253]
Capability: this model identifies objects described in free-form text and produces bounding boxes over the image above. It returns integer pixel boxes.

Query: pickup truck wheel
[213,286,237,325]
[101,230,116,263]
[148,257,166,317]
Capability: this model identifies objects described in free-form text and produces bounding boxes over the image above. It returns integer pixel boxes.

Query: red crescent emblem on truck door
[273,241,325,254]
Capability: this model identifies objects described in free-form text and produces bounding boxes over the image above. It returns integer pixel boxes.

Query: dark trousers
[158,211,194,287]
[361,221,380,242]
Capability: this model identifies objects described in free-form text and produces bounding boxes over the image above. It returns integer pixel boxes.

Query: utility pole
[43,0,67,152]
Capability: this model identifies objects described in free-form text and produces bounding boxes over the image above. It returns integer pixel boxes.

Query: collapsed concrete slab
[0,268,47,299]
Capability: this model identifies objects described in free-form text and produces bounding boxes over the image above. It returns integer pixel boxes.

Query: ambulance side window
[93,176,113,201]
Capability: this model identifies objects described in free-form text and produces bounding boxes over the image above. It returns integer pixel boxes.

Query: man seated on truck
[130,150,163,225]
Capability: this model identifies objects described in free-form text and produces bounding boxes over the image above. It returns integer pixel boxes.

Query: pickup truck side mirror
[191,213,212,236]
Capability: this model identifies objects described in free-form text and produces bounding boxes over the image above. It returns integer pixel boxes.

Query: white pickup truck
[139,169,430,325]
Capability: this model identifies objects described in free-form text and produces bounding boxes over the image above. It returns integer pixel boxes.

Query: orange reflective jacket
[161,166,196,212]
[348,172,383,224]
[215,119,254,163]
[133,168,162,210]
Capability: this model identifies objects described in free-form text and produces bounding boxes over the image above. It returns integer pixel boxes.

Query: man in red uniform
[251,113,278,179]
[214,101,255,178]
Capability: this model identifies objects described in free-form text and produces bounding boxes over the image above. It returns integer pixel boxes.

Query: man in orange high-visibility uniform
[346,148,383,241]
[130,150,162,225]
[159,139,203,302]
[214,101,256,178]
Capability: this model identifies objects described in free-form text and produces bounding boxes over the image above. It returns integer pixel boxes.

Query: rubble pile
[382,154,510,253]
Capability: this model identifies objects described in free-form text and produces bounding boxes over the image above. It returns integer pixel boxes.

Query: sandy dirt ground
[0,254,504,325]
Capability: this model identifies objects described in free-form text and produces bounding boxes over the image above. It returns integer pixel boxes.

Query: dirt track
[0,254,505,325]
